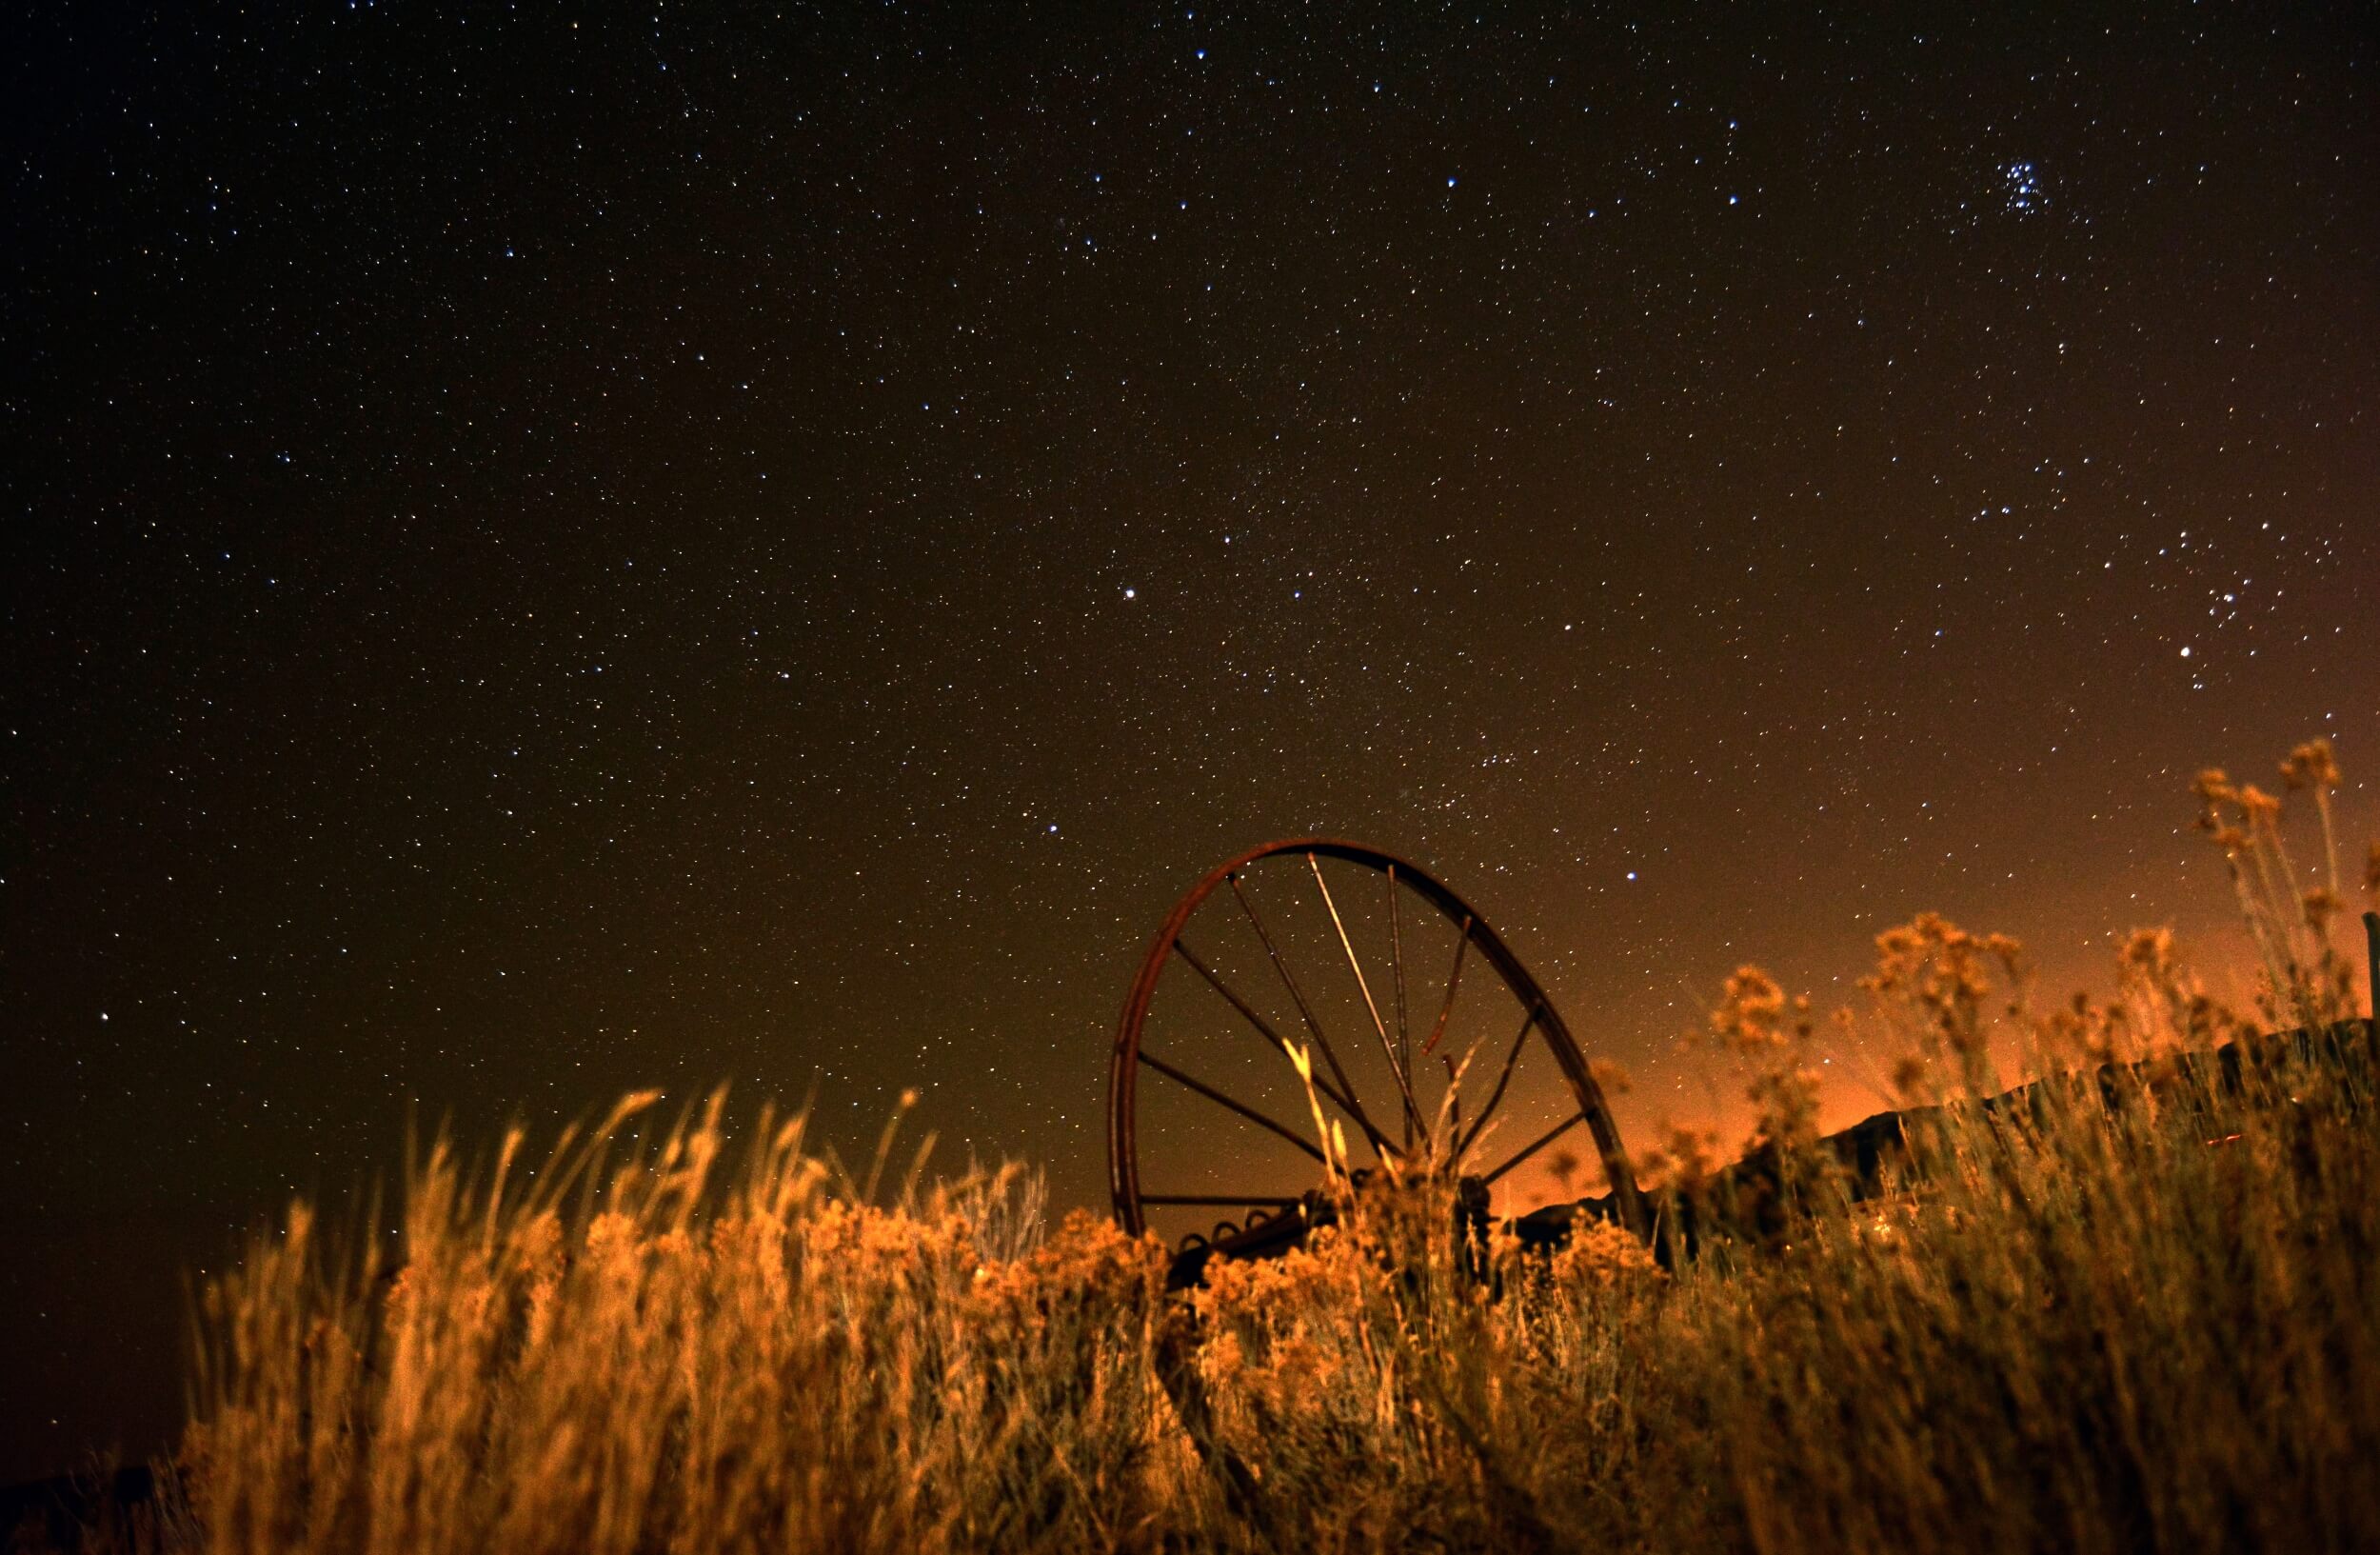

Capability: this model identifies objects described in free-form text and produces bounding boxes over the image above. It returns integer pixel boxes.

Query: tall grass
[180,1099,1195,1555]
[53,741,2380,1553]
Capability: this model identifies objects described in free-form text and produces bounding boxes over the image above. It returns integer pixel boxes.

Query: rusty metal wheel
[1108,838,1647,1284]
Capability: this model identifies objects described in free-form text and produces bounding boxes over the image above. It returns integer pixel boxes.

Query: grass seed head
[2281,737,2340,792]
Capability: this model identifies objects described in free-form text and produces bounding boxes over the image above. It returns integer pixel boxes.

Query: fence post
[2365,910,2379,1051]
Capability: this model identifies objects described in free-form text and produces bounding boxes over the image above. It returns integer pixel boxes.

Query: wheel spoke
[1139,1192,1308,1207]
[1481,1110,1585,1186]
[1172,939,1393,1153]
[1420,916,1474,1056]
[1140,1049,1332,1166]
[1458,1002,1540,1157]
[1226,870,1386,1153]
[1308,852,1424,1139]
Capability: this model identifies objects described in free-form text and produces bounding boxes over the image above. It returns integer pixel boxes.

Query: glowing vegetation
[58,743,2380,1552]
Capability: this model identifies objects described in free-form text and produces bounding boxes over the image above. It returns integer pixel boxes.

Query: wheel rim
[1107,838,1647,1265]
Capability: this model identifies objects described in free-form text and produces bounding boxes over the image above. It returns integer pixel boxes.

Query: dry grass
[47,742,2380,1554]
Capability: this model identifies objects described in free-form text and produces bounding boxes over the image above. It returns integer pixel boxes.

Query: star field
[4,2,2376,1480]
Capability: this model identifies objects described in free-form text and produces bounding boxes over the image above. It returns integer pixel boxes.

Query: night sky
[6,2,2376,1482]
